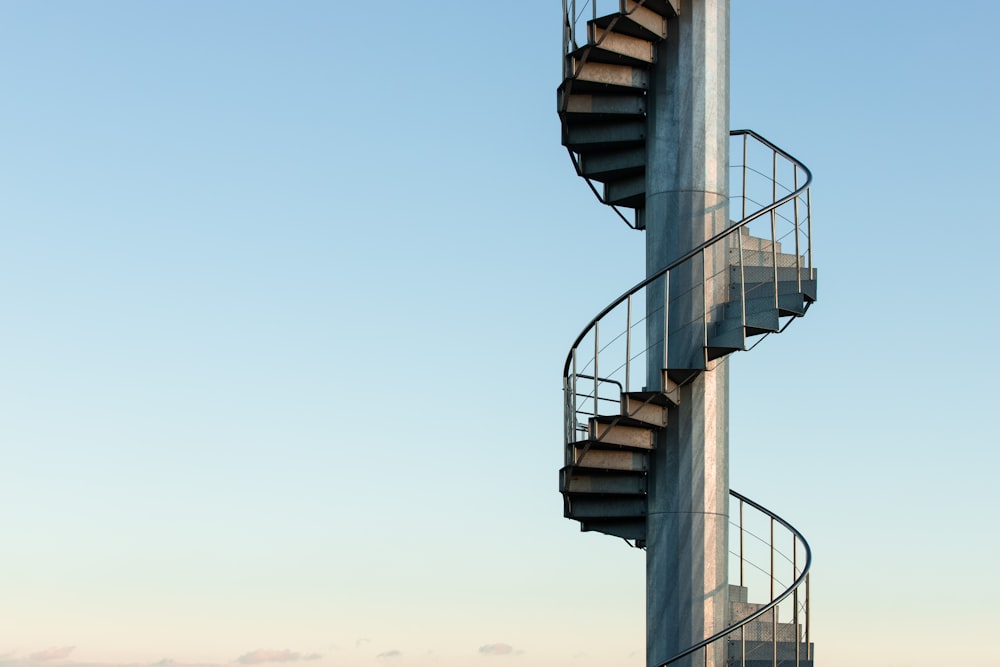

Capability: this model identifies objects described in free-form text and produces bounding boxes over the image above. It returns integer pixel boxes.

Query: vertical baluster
[771,150,779,309]
[626,294,632,394]
[593,323,599,422]
[742,133,748,221]
[738,225,746,345]
[806,188,813,273]
[794,535,800,667]
[663,273,670,383]
[739,499,744,586]
[793,166,802,294]
[771,605,778,667]
[740,498,746,667]
[770,516,776,667]
[572,347,578,437]
[701,251,708,349]
[770,517,775,600]
[806,574,811,665]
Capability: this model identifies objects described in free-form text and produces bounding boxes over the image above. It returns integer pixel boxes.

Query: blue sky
[1,2,998,667]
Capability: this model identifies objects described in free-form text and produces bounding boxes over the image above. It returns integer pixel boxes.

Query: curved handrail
[562,129,812,379]
[658,489,812,666]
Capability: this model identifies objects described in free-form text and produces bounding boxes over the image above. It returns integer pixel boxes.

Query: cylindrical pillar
[643,2,730,667]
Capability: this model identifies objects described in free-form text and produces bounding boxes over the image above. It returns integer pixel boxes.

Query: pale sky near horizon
[2,2,998,667]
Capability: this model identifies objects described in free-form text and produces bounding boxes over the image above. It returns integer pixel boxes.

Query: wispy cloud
[235,650,310,665]
[478,644,513,656]
[29,648,75,662]
[375,651,400,660]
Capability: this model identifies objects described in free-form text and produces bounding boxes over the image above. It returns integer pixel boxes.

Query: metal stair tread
[590,414,660,431]
[571,437,653,452]
[722,293,801,317]
[638,0,681,17]
[569,41,654,68]
[578,146,646,180]
[564,494,646,519]
[623,390,676,407]
[563,119,645,151]
[561,465,647,495]
[570,58,649,87]
[558,89,647,122]
[591,4,668,42]
[563,463,648,476]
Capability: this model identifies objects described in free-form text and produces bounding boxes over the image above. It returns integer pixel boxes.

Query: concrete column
[643,2,730,667]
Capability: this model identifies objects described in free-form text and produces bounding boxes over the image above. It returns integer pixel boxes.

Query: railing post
[739,498,746,667]
[806,573,811,664]
[793,166,802,294]
[593,322,599,422]
[742,133,748,221]
[770,517,775,600]
[571,347,578,410]
[563,377,570,463]
[806,188,813,273]
[626,294,632,394]
[662,273,670,384]
[772,605,778,667]
[794,534,800,667]
[770,516,776,667]
[771,150,779,309]
[701,251,708,349]
[739,499,745,587]
[738,226,746,342]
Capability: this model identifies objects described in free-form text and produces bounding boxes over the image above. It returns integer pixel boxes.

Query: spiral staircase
[557,1,816,665]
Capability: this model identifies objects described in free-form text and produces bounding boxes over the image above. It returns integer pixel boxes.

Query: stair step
[604,172,645,207]
[705,329,745,360]
[578,146,646,181]
[592,2,667,41]
[663,367,700,388]
[733,247,805,269]
[559,90,646,120]
[580,517,646,540]
[721,292,806,322]
[564,119,645,151]
[737,228,783,253]
[639,0,681,17]
[735,278,817,305]
[572,441,649,472]
[713,308,780,338]
[564,494,646,519]
[569,59,649,91]
[560,467,646,495]
[622,392,669,427]
[589,415,655,448]
[582,26,656,65]
[733,265,816,288]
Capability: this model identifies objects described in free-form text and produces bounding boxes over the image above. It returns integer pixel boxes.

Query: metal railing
[562,130,812,449]
[655,490,813,667]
